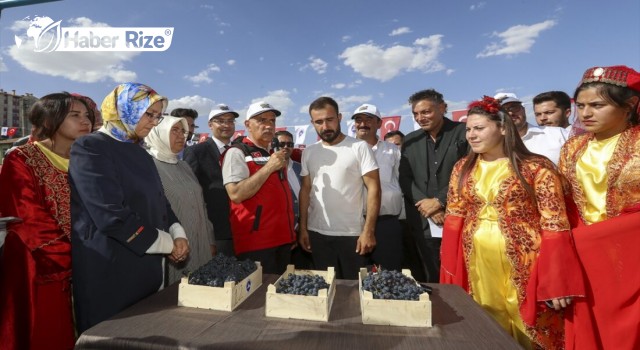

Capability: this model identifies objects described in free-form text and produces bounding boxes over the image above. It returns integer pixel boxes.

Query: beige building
[1,89,38,163]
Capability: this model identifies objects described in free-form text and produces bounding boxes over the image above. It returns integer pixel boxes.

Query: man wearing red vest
[221,101,296,274]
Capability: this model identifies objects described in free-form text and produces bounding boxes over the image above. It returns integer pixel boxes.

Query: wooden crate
[265,265,336,322]
[178,262,262,311]
[358,268,432,327]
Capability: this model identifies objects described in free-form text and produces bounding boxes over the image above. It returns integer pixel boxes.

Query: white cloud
[184,64,221,84]
[0,56,7,72]
[389,27,412,36]
[339,35,446,82]
[300,56,328,74]
[332,83,346,89]
[201,4,214,10]
[342,35,352,42]
[477,20,556,58]
[470,2,486,11]
[167,95,216,117]
[219,30,224,35]
[8,17,139,83]
[227,59,236,66]
[446,69,455,75]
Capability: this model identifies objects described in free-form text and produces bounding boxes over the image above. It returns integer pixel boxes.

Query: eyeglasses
[211,119,236,126]
[144,112,164,123]
[170,127,189,138]
[278,142,294,148]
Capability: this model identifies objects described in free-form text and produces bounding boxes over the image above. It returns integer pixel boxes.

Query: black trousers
[308,231,367,279]
[400,219,427,282]
[368,215,403,271]
[414,233,442,283]
[236,243,291,275]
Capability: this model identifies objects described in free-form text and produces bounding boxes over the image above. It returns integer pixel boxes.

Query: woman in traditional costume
[440,96,583,349]
[69,83,190,333]
[146,115,215,285]
[0,93,94,349]
[559,65,640,350]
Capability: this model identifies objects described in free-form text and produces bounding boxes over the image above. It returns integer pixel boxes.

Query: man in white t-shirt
[353,103,403,271]
[298,96,381,279]
[495,92,567,164]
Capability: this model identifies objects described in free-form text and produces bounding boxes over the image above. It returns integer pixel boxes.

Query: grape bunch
[276,273,330,296]
[362,269,425,300]
[187,254,257,287]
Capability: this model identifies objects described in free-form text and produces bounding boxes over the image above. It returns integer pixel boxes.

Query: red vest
[223,138,295,254]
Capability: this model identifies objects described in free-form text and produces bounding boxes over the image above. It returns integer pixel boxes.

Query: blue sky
[1,0,639,142]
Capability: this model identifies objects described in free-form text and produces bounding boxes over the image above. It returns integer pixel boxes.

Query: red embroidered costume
[0,143,75,349]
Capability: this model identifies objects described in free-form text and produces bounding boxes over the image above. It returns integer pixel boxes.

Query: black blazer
[183,138,232,241]
[399,118,468,236]
[70,132,178,332]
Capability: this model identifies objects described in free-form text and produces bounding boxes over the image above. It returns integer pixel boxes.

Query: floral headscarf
[146,115,188,164]
[100,83,167,142]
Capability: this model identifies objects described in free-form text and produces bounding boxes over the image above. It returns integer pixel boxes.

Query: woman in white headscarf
[146,115,216,285]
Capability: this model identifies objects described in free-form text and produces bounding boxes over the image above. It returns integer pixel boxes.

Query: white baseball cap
[493,92,522,105]
[208,104,239,121]
[351,103,381,119]
[245,101,281,121]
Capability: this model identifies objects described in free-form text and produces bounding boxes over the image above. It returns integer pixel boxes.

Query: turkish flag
[198,133,209,143]
[7,127,18,137]
[232,130,245,140]
[380,116,401,139]
[451,110,468,122]
[276,127,287,132]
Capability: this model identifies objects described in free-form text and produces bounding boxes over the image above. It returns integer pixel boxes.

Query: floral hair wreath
[468,96,501,114]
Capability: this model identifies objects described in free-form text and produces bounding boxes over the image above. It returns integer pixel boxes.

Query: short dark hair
[275,130,293,139]
[309,96,339,115]
[408,89,447,113]
[532,91,572,111]
[29,92,95,139]
[170,108,198,119]
[384,130,405,140]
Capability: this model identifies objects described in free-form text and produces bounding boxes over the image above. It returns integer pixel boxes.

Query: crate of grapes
[265,264,336,322]
[178,254,262,311]
[358,268,432,327]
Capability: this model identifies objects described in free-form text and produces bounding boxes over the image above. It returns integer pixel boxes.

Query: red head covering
[580,65,640,92]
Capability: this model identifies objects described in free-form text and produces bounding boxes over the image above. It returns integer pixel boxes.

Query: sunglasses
[278,142,295,148]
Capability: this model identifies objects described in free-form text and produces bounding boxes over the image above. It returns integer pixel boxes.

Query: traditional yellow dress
[468,159,531,349]
[559,126,640,350]
[441,155,584,350]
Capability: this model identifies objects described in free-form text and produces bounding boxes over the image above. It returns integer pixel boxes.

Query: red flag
[451,110,468,122]
[276,127,287,132]
[380,116,401,139]
[198,133,209,143]
[7,127,18,137]
[232,130,245,140]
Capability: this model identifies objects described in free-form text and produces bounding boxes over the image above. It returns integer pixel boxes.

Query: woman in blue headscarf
[69,83,190,333]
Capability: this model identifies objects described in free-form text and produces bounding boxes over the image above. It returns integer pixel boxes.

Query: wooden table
[76,276,520,349]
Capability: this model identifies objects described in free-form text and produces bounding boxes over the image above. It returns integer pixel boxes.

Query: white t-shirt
[301,136,378,236]
[371,140,403,216]
[522,123,567,165]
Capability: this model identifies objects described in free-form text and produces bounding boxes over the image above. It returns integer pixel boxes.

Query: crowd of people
[0,64,638,350]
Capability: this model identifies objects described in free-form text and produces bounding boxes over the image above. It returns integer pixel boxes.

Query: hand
[416,198,442,218]
[430,209,445,225]
[170,238,190,263]
[266,149,287,174]
[356,233,376,256]
[298,228,312,253]
[210,244,217,257]
[549,297,572,310]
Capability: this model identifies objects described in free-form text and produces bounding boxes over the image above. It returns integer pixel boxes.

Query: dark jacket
[70,132,178,333]
[183,138,233,241]
[399,118,468,237]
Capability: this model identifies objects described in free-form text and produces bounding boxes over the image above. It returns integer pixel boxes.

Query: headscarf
[146,115,188,164]
[99,83,167,143]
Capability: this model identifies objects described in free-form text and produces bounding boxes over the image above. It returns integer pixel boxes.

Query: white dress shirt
[521,123,567,165]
